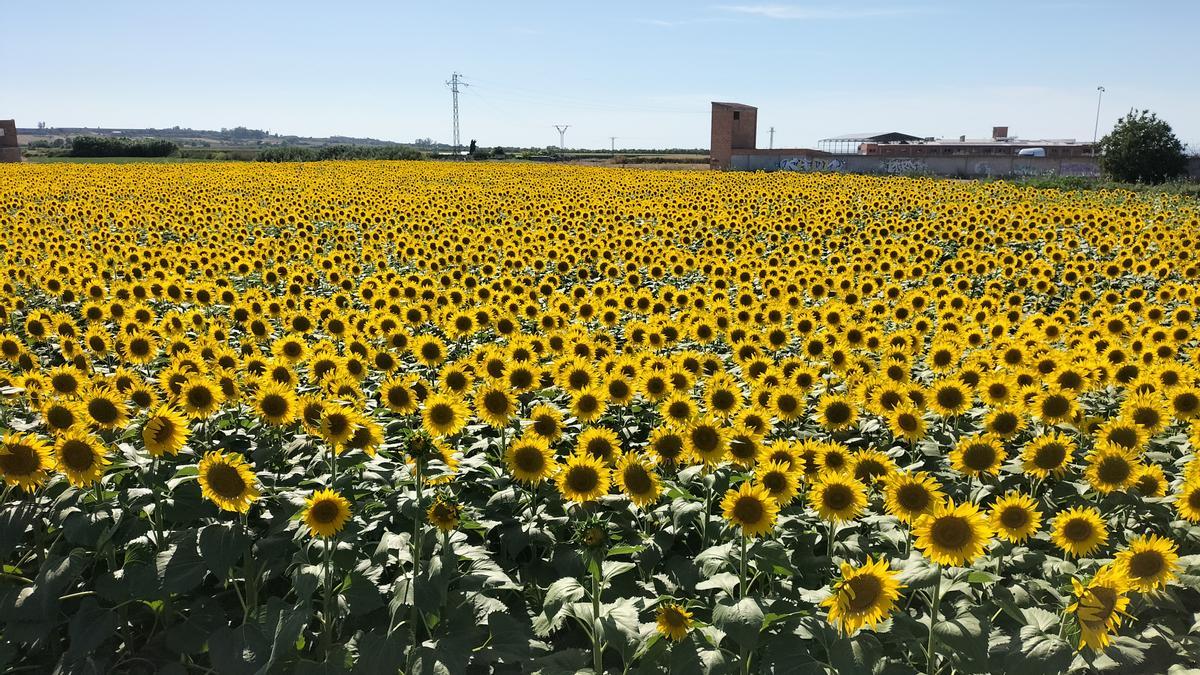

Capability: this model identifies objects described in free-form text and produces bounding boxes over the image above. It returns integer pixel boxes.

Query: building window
[733,111,740,120]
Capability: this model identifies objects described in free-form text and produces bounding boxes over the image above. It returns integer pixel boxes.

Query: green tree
[1098,109,1187,184]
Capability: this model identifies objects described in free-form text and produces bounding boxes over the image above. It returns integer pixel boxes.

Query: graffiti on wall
[776,157,845,172]
[1060,162,1100,177]
[880,158,927,175]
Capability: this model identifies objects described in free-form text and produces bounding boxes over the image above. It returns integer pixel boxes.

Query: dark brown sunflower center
[653,434,684,461]
[622,465,653,495]
[732,496,764,523]
[845,574,883,612]
[1063,518,1093,542]
[1041,395,1070,418]
[0,444,40,475]
[762,471,787,493]
[186,386,214,410]
[1174,393,1199,415]
[310,499,340,524]
[776,394,799,414]
[710,389,736,411]
[60,440,96,471]
[207,463,246,498]
[897,413,919,432]
[261,394,288,418]
[387,386,411,408]
[962,443,996,471]
[1127,551,1164,580]
[896,484,931,512]
[930,515,971,549]
[1034,443,1066,470]
[690,426,719,453]
[991,413,1018,435]
[46,405,75,429]
[428,404,454,426]
[483,391,510,415]
[824,402,852,425]
[1096,456,1131,485]
[1000,506,1029,530]
[565,465,600,493]
[936,387,964,410]
[822,484,853,511]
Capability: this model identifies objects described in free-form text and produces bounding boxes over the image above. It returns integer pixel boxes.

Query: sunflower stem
[739,533,748,598]
[320,536,335,658]
[591,563,604,674]
[926,564,943,675]
[408,460,425,672]
[827,520,838,562]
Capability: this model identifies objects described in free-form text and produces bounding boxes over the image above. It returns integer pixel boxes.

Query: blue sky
[4,1,1198,151]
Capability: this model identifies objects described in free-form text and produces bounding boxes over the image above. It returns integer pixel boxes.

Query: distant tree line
[256,145,423,162]
[70,136,178,157]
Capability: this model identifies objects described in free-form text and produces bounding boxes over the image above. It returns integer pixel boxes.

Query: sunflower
[684,417,727,466]
[769,386,806,422]
[46,365,85,397]
[704,376,743,418]
[577,427,621,464]
[1051,506,1108,558]
[379,375,419,415]
[252,381,299,426]
[53,430,109,488]
[1021,433,1075,479]
[655,603,693,642]
[1084,445,1140,494]
[570,387,607,424]
[1035,387,1077,424]
[303,488,352,538]
[1067,565,1130,652]
[556,453,610,504]
[660,393,697,426]
[816,393,858,431]
[883,471,945,524]
[928,380,971,417]
[822,556,904,635]
[0,433,55,492]
[1173,480,1200,522]
[1131,464,1167,497]
[720,482,779,537]
[949,434,1006,477]
[527,403,565,442]
[614,453,661,507]
[887,403,927,442]
[344,417,384,457]
[1120,392,1169,435]
[142,406,191,456]
[1168,386,1200,421]
[1094,418,1147,454]
[318,404,361,448]
[849,448,897,485]
[755,460,801,506]
[988,492,1041,543]
[647,426,687,465]
[197,450,260,513]
[726,426,764,468]
[412,334,447,367]
[80,387,130,430]
[1110,534,1178,593]
[421,392,470,437]
[912,500,993,567]
[426,497,460,532]
[983,406,1025,439]
[808,471,868,523]
[41,399,80,434]
[178,375,223,419]
[473,382,517,428]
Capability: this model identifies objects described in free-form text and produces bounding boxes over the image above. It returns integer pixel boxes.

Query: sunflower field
[1,162,1200,674]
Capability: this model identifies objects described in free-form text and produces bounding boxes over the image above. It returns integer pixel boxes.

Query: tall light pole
[1092,86,1105,157]
[769,126,775,149]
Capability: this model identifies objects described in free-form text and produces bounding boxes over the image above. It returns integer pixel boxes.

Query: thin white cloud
[636,16,740,27]
[716,4,922,20]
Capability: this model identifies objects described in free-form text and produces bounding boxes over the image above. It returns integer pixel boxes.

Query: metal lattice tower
[446,72,467,156]
[554,125,570,150]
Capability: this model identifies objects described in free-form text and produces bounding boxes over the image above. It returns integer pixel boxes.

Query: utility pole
[554,125,570,151]
[769,126,775,149]
[446,72,468,157]
[1092,86,1105,157]
[610,136,617,152]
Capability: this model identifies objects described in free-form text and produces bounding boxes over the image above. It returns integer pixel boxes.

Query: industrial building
[0,120,20,163]
[711,102,1102,176]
